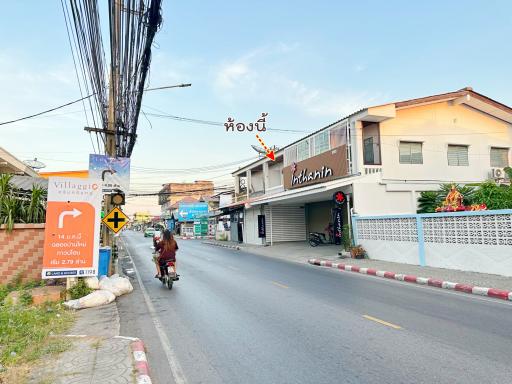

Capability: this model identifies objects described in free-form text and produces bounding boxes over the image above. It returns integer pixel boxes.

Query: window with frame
[364,137,375,164]
[297,139,310,162]
[447,145,469,166]
[329,125,346,148]
[284,145,297,166]
[313,131,330,156]
[490,147,509,167]
[399,141,423,164]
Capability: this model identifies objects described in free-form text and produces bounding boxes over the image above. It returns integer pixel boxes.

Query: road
[117,231,512,384]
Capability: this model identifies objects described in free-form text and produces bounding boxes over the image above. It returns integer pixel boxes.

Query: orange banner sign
[42,177,102,279]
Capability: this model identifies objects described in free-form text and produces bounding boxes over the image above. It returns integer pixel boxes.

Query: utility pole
[102,0,121,273]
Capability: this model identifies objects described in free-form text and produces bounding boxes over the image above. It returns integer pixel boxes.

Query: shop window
[490,147,509,167]
[313,131,330,156]
[297,140,310,162]
[399,141,423,164]
[447,145,469,166]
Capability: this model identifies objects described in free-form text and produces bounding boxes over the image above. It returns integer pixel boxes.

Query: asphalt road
[117,231,512,384]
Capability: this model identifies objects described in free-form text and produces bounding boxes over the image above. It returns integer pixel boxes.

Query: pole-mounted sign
[102,207,129,233]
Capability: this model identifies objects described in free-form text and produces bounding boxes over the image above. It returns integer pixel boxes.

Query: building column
[354,120,364,175]
[234,175,240,195]
[263,162,270,192]
[246,170,252,199]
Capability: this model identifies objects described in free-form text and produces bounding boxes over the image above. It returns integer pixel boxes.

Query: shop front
[247,146,354,245]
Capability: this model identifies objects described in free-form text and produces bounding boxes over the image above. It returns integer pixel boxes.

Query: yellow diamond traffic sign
[102,207,129,233]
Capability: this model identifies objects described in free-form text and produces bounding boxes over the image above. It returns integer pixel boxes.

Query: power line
[142,105,311,134]
[0,94,94,126]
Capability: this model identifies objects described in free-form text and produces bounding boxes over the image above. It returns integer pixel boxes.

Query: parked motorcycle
[309,232,333,247]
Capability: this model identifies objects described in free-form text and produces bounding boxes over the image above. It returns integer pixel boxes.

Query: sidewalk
[27,302,151,384]
[203,239,512,293]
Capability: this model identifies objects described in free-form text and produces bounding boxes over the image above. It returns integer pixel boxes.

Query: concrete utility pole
[102,0,121,271]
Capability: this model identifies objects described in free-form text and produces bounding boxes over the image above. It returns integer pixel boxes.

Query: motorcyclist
[153,229,179,278]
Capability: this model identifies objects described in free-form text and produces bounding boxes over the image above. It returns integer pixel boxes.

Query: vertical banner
[333,208,343,245]
[42,177,102,278]
[258,215,266,238]
[88,154,131,193]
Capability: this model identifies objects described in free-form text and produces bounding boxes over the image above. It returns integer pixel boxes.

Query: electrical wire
[0,94,94,126]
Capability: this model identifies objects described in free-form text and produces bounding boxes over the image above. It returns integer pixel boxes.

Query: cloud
[213,46,384,117]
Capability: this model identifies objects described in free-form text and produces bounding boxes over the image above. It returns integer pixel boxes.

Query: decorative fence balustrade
[352,210,512,277]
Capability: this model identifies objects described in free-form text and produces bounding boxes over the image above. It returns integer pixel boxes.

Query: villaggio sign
[290,164,333,186]
[283,145,348,190]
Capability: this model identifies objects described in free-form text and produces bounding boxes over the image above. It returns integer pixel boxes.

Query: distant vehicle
[144,227,156,237]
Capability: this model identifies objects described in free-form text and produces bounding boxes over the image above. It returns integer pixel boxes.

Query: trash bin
[98,247,112,277]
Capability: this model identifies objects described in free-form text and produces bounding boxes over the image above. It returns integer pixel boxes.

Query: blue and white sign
[89,154,130,193]
[178,203,209,222]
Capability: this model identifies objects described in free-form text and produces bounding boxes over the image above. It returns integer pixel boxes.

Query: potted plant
[350,245,367,259]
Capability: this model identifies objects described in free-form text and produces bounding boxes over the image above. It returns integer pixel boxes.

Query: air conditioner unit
[491,168,506,179]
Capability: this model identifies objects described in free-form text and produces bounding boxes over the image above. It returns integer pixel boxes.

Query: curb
[131,339,152,384]
[308,259,512,302]
[179,235,214,240]
[202,241,241,250]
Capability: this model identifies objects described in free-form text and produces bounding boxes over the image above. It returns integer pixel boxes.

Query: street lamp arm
[144,83,192,92]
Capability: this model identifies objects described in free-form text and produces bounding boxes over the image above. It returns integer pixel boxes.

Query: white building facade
[221,88,512,245]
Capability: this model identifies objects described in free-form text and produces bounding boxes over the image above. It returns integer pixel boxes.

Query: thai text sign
[283,145,348,190]
[88,154,131,193]
[177,202,209,222]
[42,177,102,278]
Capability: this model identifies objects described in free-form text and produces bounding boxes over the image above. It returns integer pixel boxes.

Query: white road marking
[122,237,188,384]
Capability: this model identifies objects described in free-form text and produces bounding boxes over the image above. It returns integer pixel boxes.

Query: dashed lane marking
[363,315,402,330]
[272,281,289,289]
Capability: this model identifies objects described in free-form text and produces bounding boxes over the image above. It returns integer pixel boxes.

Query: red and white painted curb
[203,241,241,250]
[179,235,214,240]
[131,339,152,384]
[308,259,512,302]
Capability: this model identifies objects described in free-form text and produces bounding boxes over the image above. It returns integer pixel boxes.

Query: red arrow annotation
[255,134,275,161]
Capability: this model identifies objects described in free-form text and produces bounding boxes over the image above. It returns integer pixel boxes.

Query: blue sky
[1,1,511,213]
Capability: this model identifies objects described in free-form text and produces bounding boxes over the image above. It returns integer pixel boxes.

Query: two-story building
[222,87,512,245]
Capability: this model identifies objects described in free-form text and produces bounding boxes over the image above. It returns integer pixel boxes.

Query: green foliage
[19,290,33,306]
[342,224,351,250]
[0,173,47,231]
[416,182,512,213]
[473,181,512,210]
[417,191,440,213]
[0,302,73,365]
[67,278,93,300]
[505,166,512,180]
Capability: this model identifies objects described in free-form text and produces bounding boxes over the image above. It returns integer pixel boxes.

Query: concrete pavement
[119,231,512,384]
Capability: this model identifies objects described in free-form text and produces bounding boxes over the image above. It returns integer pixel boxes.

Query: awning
[250,174,359,206]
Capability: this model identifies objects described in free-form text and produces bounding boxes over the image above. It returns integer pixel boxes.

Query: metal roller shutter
[265,205,306,243]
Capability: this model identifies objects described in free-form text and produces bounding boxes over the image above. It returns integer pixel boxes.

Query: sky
[1,1,511,214]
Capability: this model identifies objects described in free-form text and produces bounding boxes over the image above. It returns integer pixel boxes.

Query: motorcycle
[159,260,178,290]
[151,246,179,289]
[309,232,333,247]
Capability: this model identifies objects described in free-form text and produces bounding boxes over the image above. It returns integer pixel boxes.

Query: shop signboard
[178,202,209,222]
[257,215,266,238]
[283,145,348,190]
[333,208,343,245]
[333,190,347,206]
[88,154,131,193]
[42,177,102,278]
